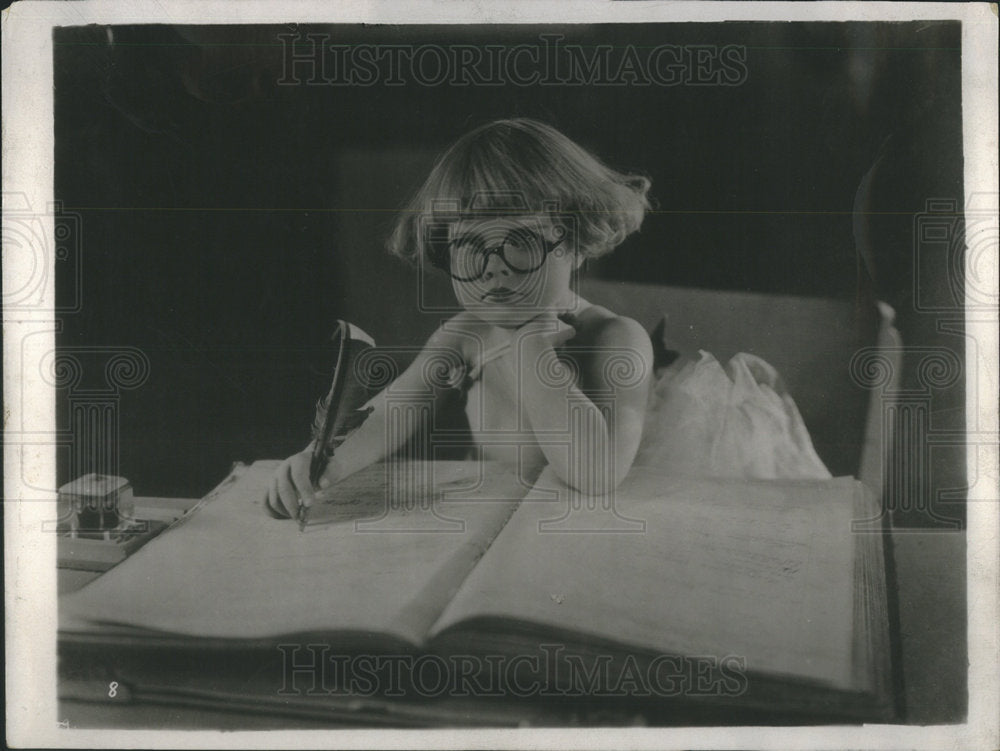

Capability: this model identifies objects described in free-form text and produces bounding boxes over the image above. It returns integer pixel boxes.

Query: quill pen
[302,320,377,530]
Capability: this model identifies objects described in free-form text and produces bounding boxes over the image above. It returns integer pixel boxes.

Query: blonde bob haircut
[386,118,651,264]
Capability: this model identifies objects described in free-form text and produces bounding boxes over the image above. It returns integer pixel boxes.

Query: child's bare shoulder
[571,304,650,349]
[568,305,652,392]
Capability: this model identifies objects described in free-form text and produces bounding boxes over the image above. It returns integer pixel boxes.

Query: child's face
[447,215,579,328]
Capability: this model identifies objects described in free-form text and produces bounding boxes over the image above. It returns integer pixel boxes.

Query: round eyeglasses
[436,227,566,282]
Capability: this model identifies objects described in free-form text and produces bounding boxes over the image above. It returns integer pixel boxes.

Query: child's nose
[482,251,511,280]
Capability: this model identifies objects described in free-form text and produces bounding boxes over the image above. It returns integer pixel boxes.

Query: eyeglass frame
[431,225,568,282]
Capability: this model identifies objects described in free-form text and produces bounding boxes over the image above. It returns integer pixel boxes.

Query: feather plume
[308,320,377,486]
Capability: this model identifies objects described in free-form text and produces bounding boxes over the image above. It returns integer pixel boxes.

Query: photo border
[3,1,997,749]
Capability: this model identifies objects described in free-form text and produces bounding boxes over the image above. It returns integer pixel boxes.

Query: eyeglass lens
[448,229,560,282]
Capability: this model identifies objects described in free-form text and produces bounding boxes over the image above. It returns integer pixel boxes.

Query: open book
[59,459,893,724]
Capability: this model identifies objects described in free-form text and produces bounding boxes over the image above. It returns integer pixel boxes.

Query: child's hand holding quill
[264,320,376,526]
[263,442,340,521]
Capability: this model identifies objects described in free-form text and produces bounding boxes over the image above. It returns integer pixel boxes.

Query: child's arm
[265,325,467,518]
[513,315,652,495]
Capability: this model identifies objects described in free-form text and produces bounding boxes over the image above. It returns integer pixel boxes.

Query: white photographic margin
[3,1,997,749]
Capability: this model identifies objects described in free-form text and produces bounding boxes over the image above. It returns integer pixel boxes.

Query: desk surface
[58,511,968,727]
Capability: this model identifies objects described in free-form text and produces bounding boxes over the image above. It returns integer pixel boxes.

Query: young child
[265,118,654,519]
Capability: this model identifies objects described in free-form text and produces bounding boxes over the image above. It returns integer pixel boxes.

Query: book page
[430,466,861,690]
[60,460,525,646]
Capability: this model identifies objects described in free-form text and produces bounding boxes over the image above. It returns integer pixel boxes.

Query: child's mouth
[480,287,521,302]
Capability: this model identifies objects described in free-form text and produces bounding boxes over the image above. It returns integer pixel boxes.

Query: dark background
[53,22,966,526]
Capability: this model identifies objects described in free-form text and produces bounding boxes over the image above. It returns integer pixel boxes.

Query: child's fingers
[264,476,288,518]
[276,464,300,518]
[550,320,576,348]
[518,315,575,349]
[514,314,560,340]
[290,458,314,508]
[274,475,295,518]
